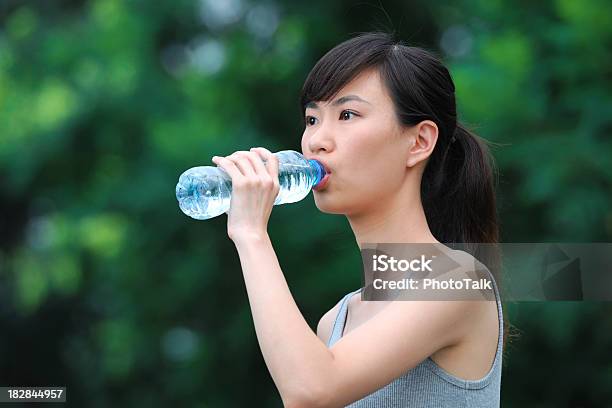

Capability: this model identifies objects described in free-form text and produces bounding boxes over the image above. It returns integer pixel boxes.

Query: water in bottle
[175,150,327,220]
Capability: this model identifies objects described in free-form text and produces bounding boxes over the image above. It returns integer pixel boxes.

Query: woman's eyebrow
[306,95,371,110]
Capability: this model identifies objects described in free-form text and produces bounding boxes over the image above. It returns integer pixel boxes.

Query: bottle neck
[308,159,326,187]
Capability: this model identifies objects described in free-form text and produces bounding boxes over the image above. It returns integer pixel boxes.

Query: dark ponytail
[422,121,499,247]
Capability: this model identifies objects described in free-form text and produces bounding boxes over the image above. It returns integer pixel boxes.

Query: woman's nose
[307,125,334,154]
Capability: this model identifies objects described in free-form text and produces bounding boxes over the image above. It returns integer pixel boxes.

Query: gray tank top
[327,271,503,407]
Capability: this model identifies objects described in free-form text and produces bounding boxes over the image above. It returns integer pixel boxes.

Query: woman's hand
[211,147,280,243]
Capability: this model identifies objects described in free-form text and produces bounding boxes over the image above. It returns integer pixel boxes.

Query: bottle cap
[308,159,327,187]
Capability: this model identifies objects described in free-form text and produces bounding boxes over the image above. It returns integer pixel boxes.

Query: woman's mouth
[313,173,331,191]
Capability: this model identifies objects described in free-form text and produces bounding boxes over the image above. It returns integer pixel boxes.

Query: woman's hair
[300,32,513,351]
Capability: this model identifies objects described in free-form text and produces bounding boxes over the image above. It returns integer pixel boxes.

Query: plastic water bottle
[175,150,327,220]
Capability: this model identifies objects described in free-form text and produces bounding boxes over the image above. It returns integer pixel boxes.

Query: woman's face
[301,68,413,216]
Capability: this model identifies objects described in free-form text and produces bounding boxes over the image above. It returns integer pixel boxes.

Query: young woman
[211,32,504,407]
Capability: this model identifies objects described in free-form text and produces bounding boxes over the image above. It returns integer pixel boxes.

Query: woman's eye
[305,116,317,126]
[340,110,357,120]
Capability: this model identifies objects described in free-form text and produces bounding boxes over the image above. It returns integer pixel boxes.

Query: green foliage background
[1,0,611,406]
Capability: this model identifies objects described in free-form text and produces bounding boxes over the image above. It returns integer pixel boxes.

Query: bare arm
[234,233,335,407]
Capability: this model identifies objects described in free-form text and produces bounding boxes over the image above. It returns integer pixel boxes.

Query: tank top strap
[327,288,363,347]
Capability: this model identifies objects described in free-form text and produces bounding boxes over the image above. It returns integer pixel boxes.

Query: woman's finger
[251,147,279,179]
[227,151,257,177]
[244,149,270,177]
[211,156,243,181]
[233,151,266,178]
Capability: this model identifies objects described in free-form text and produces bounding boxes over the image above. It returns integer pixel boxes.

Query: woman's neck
[347,185,439,249]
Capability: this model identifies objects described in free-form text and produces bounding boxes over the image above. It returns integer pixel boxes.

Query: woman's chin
[312,194,349,214]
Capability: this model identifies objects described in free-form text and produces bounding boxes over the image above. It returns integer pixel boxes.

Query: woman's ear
[406,120,438,168]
